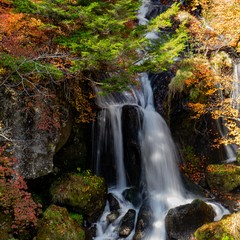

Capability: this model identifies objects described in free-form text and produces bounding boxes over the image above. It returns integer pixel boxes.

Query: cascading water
[216,61,240,163]
[93,72,190,240]
[92,1,229,239]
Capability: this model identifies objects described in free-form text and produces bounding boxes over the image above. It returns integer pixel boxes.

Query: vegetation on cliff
[0,0,187,124]
[169,0,240,147]
[0,145,41,239]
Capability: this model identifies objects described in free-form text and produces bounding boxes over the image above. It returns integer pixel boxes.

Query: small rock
[133,201,154,240]
[119,209,136,237]
[107,193,120,211]
[107,210,120,223]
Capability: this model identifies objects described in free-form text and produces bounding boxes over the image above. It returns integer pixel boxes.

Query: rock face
[194,211,240,240]
[50,173,107,222]
[165,199,216,240]
[150,71,174,118]
[206,164,240,192]
[36,205,85,240]
[122,105,143,187]
[0,87,71,179]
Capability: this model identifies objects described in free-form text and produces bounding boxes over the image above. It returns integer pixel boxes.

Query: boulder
[133,202,154,240]
[50,173,107,222]
[165,199,216,240]
[122,187,142,207]
[194,211,240,240]
[107,193,120,211]
[206,164,240,192]
[36,205,85,240]
[119,209,136,237]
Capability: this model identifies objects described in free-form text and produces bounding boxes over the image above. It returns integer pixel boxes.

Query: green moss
[70,212,83,226]
[50,172,107,221]
[36,205,85,240]
[206,164,240,192]
[194,211,240,240]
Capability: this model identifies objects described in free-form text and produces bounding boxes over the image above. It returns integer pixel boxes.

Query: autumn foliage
[0,145,41,238]
[168,0,240,150]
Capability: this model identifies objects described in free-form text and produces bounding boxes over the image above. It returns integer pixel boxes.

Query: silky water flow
[92,1,229,239]
[92,73,228,240]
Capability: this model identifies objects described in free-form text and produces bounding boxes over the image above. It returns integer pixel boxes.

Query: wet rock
[85,223,97,240]
[107,210,120,223]
[150,71,174,118]
[165,199,216,240]
[122,105,143,187]
[107,193,120,211]
[133,202,154,240]
[194,211,240,240]
[122,187,142,207]
[50,173,107,222]
[119,209,136,237]
[36,205,85,240]
[206,164,240,192]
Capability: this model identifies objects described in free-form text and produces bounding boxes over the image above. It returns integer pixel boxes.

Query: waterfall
[216,61,240,162]
[93,72,191,239]
[92,1,229,239]
[231,61,240,110]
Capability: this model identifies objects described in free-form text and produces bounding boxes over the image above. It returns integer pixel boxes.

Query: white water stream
[216,61,240,163]
[92,1,229,239]
[93,73,228,240]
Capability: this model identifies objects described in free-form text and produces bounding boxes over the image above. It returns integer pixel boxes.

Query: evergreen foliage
[0,0,190,121]
[7,0,188,92]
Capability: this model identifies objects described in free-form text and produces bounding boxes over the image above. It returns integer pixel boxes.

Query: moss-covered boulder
[194,211,240,240]
[50,172,107,222]
[36,205,85,240]
[206,164,240,192]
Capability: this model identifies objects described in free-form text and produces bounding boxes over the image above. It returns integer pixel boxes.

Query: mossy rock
[50,172,107,222]
[194,211,240,240]
[36,204,85,240]
[206,164,240,192]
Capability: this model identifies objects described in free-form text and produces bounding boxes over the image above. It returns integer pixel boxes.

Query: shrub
[0,145,42,238]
